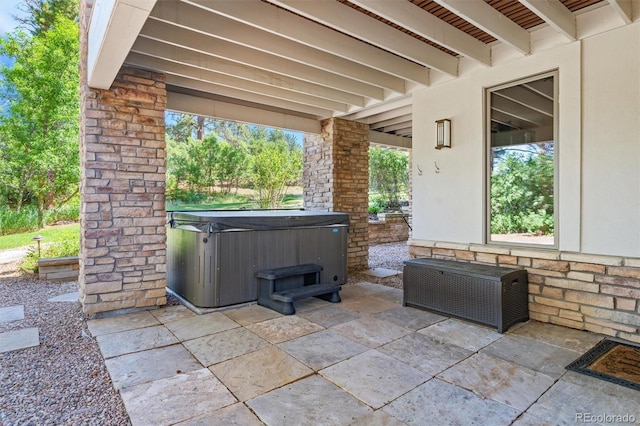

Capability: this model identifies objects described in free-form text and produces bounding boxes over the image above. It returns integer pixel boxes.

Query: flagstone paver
[247,375,372,425]
[0,305,24,323]
[298,304,362,328]
[384,378,521,425]
[378,332,473,376]
[245,315,323,344]
[481,334,583,379]
[331,315,411,348]
[418,318,502,351]
[164,312,239,341]
[510,321,604,353]
[105,344,202,390]
[437,352,556,411]
[150,305,197,324]
[47,292,79,302]
[320,349,429,409]
[96,325,179,359]
[373,305,447,330]
[182,327,269,367]
[120,368,237,426]
[222,304,281,326]
[174,403,263,426]
[209,345,313,401]
[0,327,39,354]
[88,310,160,337]
[525,371,640,425]
[278,329,369,371]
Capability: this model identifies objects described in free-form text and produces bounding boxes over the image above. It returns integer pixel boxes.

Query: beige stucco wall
[411,20,640,259]
[581,23,640,257]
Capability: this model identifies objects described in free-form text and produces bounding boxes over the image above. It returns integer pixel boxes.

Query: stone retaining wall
[369,213,410,245]
[38,257,80,281]
[409,240,640,344]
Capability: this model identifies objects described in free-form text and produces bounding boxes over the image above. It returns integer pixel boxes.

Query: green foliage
[490,146,554,235]
[0,196,79,235]
[22,235,80,272]
[0,223,79,251]
[369,148,409,209]
[251,137,302,208]
[17,0,79,35]
[165,114,302,208]
[166,135,251,202]
[0,15,80,227]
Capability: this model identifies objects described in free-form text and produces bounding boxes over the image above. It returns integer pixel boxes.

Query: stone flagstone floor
[88,283,640,425]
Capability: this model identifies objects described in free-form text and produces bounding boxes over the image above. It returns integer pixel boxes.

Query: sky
[0,0,23,36]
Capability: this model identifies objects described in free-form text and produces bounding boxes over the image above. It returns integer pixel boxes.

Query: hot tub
[166,210,349,308]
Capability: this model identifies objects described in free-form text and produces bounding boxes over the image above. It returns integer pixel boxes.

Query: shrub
[21,237,80,273]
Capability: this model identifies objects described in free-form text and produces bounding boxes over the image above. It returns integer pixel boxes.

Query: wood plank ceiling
[119,0,621,139]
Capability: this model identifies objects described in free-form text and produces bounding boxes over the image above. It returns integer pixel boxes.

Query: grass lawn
[0,223,80,251]
[2,193,304,251]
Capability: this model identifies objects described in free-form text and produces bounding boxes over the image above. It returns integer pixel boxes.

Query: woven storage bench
[403,258,529,332]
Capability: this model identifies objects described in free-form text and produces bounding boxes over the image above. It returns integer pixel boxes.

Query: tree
[16,0,79,34]
[490,145,554,235]
[251,137,302,208]
[369,147,409,209]
[0,16,80,226]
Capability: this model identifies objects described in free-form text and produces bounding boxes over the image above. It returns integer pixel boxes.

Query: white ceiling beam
[126,52,350,113]
[139,20,383,100]
[168,92,322,134]
[88,0,157,89]
[183,0,428,86]
[267,0,458,75]
[519,0,576,40]
[131,37,365,107]
[370,114,413,129]
[343,97,413,121]
[347,0,491,66]
[369,130,412,149]
[432,0,530,54]
[359,106,413,125]
[607,0,633,24]
[164,75,332,118]
[381,121,413,133]
[152,2,408,93]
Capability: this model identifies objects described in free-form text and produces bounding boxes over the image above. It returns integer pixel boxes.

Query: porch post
[79,0,167,316]
[303,117,369,270]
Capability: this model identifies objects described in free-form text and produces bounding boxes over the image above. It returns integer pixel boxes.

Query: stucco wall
[411,20,640,259]
[581,23,640,257]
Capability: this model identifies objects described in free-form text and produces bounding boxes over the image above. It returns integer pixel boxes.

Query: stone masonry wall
[409,241,640,344]
[304,118,369,270]
[369,214,410,245]
[80,1,167,316]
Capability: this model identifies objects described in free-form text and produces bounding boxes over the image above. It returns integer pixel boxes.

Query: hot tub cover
[168,210,349,233]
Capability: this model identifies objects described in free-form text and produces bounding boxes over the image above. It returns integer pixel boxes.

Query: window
[487,72,557,246]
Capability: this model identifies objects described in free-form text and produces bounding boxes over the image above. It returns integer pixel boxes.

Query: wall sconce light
[435,119,451,149]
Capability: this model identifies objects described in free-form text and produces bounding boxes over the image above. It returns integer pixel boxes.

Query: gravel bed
[0,241,408,425]
[347,241,409,289]
[0,263,129,426]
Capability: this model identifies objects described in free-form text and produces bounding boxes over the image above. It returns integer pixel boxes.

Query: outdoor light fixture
[435,119,451,149]
[32,235,44,258]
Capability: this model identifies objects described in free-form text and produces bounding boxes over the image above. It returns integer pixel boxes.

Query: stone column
[79,0,167,316]
[304,118,369,270]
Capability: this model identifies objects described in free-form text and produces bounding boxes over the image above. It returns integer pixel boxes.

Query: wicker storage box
[403,258,529,333]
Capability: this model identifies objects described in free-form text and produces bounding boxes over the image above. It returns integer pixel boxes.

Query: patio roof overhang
[86,0,633,147]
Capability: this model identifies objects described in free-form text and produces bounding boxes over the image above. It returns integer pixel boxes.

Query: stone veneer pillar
[79,0,167,315]
[304,118,369,270]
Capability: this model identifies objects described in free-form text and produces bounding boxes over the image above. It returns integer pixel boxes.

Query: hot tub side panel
[168,224,348,308]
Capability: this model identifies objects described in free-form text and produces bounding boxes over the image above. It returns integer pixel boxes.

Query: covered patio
[88,280,637,425]
[76,0,640,422]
